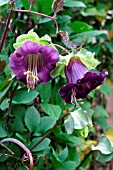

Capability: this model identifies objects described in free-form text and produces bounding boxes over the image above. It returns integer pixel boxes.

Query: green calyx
[13,30,56,49]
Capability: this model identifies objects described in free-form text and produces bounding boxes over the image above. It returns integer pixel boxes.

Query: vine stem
[0,142,14,154]
[30,113,69,151]
[76,151,92,170]
[13,9,59,34]
[4,83,19,132]
[8,83,19,116]
[0,0,13,52]
[54,44,70,54]
[0,138,34,170]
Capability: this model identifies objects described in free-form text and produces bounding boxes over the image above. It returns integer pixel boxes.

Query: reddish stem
[0,10,13,52]
[13,9,59,34]
[54,44,70,54]
[0,138,34,170]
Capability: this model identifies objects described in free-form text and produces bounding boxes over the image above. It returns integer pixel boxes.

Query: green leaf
[94,105,109,118]
[37,82,51,103]
[57,161,77,170]
[68,21,93,33]
[14,0,23,9]
[0,125,7,138]
[13,88,38,104]
[0,149,8,162]
[21,0,53,15]
[13,117,24,132]
[64,0,86,8]
[96,152,113,162]
[94,117,109,130]
[99,84,112,96]
[0,81,13,103]
[50,62,65,78]
[64,115,74,134]
[40,104,61,120]
[0,74,12,91]
[12,105,26,119]
[68,147,81,166]
[31,137,50,152]
[96,152,113,163]
[71,30,104,44]
[81,6,106,17]
[91,136,113,155]
[57,15,71,24]
[34,116,56,135]
[58,147,68,162]
[71,108,90,129]
[77,125,89,138]
[104,40,113,53]
[0,98,9,110]
[52,148,63,168]
[0,0,9,12]
[25,106,40,132]
[77,48,100,69]
[17,166,27,170]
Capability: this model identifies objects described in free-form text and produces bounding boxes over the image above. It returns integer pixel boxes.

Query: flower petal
[59,83,75,104]
[9,41,59,85]
[59,71,108,104]
[65,58,88,84]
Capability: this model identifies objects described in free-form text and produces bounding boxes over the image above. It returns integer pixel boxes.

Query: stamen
[24,71,32,75]
[32,75,39,81]
[71,88,76,104]
[24,54,41,89]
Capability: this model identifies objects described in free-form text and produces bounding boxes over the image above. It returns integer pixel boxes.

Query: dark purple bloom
[9,41,59,89]
[59,58,108,104]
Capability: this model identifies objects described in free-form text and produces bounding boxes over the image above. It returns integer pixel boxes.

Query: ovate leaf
[0,0,9,12]
[99,84,112,96]
[64,115,74,134]
[58,147,68,162]
[64,0,86,8]
[71,30,104,44]
[31,137,50,152]
[71,108,90,129]
[94,105,108,118]
[25,106,40,132]
[13,88,38,104]
[91,136,113,155]
[0,125,7,138]
[37,82,51,103]
[57,161,77,170]
[68,21,93,33]
[50,62,65,78]
[96,152,113,163]
[40,103,61,120]
[34,116,56,135]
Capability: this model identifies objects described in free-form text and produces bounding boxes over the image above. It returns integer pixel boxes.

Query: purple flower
[59,58,108,104]
[9,41,59,89]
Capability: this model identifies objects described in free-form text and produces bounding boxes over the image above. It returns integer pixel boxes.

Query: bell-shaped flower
[59,57,108,104]
[9,41,59,89]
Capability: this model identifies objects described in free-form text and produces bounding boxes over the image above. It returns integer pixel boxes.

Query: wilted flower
[9,41,59,89]
[59,57,108,104]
